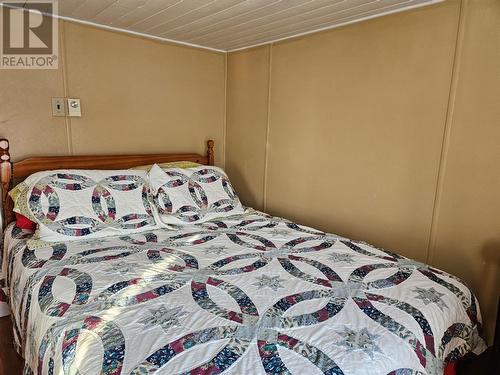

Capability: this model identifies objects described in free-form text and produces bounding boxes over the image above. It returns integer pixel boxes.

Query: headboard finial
[0,138,14,227]
[207,140,215,166]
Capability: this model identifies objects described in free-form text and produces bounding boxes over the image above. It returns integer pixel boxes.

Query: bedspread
[0,234,9,317]
[2,210,486,374]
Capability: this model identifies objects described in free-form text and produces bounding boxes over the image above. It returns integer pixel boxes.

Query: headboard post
[0,139,14,228]
[207,140,215,166]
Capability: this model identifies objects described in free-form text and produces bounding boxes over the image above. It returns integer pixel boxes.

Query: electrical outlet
[67,98,82,117]
[51,98,66,117]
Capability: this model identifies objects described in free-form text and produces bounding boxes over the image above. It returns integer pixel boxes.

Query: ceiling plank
[33,0,442,51]
[148,0,244,36]
[70,0,117,19]
[131,0,213,33]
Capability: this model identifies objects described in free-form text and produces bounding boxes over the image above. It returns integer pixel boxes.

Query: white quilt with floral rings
[3,210,486,375]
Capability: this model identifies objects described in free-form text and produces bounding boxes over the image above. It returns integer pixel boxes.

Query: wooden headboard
[0,139,215,228]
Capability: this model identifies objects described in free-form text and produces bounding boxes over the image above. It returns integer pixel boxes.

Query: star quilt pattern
[2,210,486,374]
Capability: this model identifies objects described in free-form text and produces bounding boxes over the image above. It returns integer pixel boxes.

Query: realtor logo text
[1,1,58,69]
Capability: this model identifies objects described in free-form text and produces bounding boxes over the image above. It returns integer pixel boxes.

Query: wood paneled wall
[226,0,499,343]
[0,20,226,164]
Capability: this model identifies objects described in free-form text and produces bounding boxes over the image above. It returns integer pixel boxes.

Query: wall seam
[262,44,273,211]
[59,21,73,155]
[223,53,228,168]
[425,0,467,264]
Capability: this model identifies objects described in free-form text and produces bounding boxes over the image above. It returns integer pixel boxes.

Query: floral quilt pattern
[2,210,486,374]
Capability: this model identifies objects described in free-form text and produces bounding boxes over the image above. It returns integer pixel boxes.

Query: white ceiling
[20,0,442,52]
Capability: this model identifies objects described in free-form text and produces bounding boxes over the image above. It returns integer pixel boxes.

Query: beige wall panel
[265,1,460,260]
[63,22,225,164]
[0,19,68,161]
[226,46,270,209]
[431,0,500,343]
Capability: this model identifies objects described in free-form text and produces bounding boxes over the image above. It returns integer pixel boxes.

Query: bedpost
[207,140,215,166]
[0,139,13,228]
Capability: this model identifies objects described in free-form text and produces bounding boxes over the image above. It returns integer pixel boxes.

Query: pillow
[132,161,201,171]
[9,169,158,242]
[15,213,36,231]
[148,164,244,225]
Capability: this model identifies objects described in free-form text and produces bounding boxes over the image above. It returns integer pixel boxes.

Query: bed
[0,139,486,375]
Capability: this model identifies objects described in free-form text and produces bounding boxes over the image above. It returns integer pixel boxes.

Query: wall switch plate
[51,98,66,116]
[67,98,82,117]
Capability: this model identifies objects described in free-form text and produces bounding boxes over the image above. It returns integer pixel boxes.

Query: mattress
[2,209,486,374]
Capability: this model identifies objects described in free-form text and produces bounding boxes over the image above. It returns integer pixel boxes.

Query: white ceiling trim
[227,0,443,52]
[47,13,227,53]
[0,2,226,53]
[1,1,444,54]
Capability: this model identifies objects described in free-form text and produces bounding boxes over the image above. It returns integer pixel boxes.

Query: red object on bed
[444,362,456,375]
[15,213,36,230]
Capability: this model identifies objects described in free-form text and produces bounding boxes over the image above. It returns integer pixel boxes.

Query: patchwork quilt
[2,210,486,375]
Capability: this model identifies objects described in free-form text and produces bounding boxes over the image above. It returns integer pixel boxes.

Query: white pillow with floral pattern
[9,169,158,242]
[148,164,244,225]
